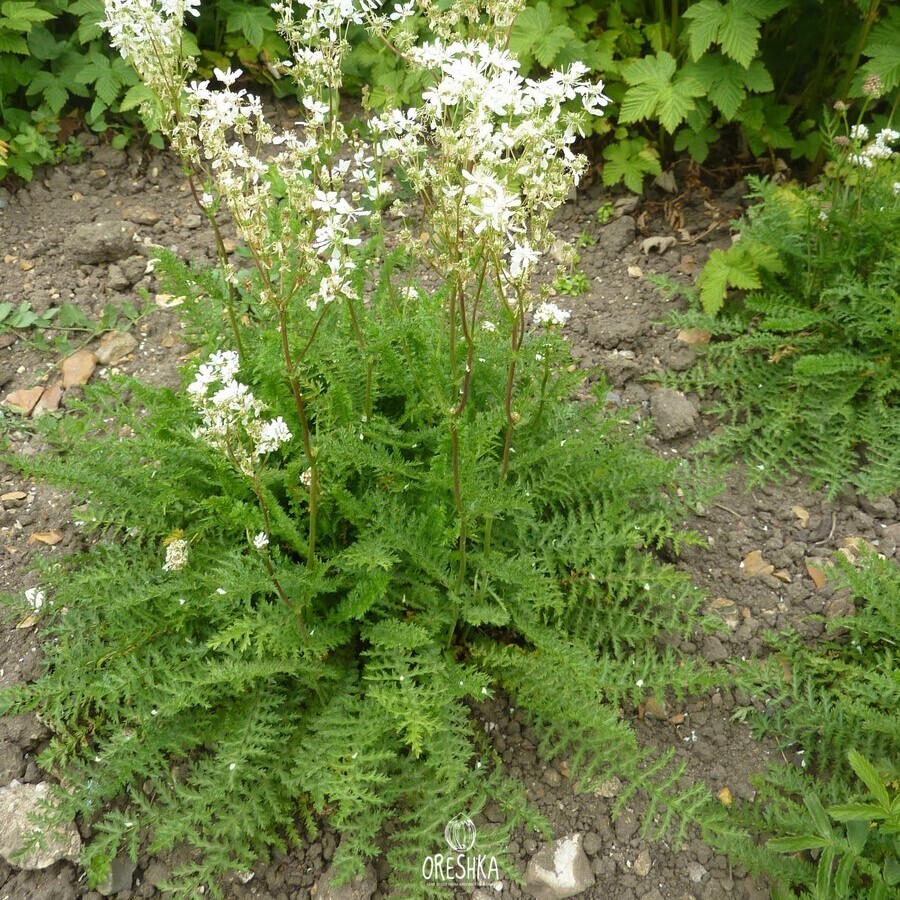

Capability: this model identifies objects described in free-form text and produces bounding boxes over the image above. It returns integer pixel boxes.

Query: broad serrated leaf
[601,139,661,193]
[707,63,746,118]
[0,32,28,53]
[674,123,718,162]
[719,7,759,67]
[119,82,153,113]
[741,59,773,92]
[26,24,64,60]
[683,0,725,61]
[621,52,705,133]
[696,246,761,315]
[226,5,273,50]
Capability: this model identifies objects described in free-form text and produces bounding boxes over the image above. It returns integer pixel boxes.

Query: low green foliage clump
[665,120,899,498]
[3,251,715,896]
[712,553,900,898]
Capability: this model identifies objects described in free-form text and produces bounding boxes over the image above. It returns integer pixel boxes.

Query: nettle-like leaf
[695,241,784,315]
[683,0,788,68]
[684,54,773,119]
[620,51,705,134]
[674,123,719,162]
[601,137,662,193]
[225,3,276,51]
[510,1,576,68]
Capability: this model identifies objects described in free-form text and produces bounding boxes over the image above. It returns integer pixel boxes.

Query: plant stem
[186,172,244,359]
[278,306,319,566]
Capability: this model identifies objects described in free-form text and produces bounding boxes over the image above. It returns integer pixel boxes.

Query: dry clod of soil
[524,833,594,900]
[67,220,135,265]
[649,387,698,439]
[0,781,81,869]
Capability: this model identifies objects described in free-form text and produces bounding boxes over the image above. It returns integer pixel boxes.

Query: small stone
[33,383,64,416]
[676,328,710,346]
[98,856,136,896]
[705,598,740,630]
[121,205,160,226]
[61,350,98,387]
[1,491,27,505]
[3,387,44,416]
[805,559,828,589]
[316,863,377,900]
[0,781,81,869]
[95,331,138,366]
[633,849,651,877]
[19,259,34,272]
[543,768,562,787]
[650,388,698,439]
[717,786,734,807]
[741,550,774,578]
[525,834,594,900]
[182,213,203,229]
[687,861,708,883]
[596,776,622,799]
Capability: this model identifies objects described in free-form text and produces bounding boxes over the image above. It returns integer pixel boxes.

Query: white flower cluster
[188,350,292,473]
[848,127,899,168]
[532,302,571,327]
[163,538,189,572]
[370,41,610,290]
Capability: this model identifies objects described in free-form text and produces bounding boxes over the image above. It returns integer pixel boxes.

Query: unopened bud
[833,99,849,112]
[510,411,521,425]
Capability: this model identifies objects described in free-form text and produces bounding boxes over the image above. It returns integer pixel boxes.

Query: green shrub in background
[0,0,291,179]
[663,101,899,498]
[2,0,899,186]
[713,553,900,898]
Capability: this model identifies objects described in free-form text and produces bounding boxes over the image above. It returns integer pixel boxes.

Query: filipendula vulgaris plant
[1,0,719,895]
[665,74,899,499]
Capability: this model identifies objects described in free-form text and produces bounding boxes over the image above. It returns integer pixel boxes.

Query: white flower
[253,532,269,550]
[509,240,540,278]
[213,67,243,86]
[848,153,874,169]
[893,182,900,196]
[533,302,571,327]
[480,320,496,333]
[850,124,869,141]
[163,538,189,572]
[300,467,313,488]
[24,587,44,610]
[876,128,899,145]
[255,416,292,455]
